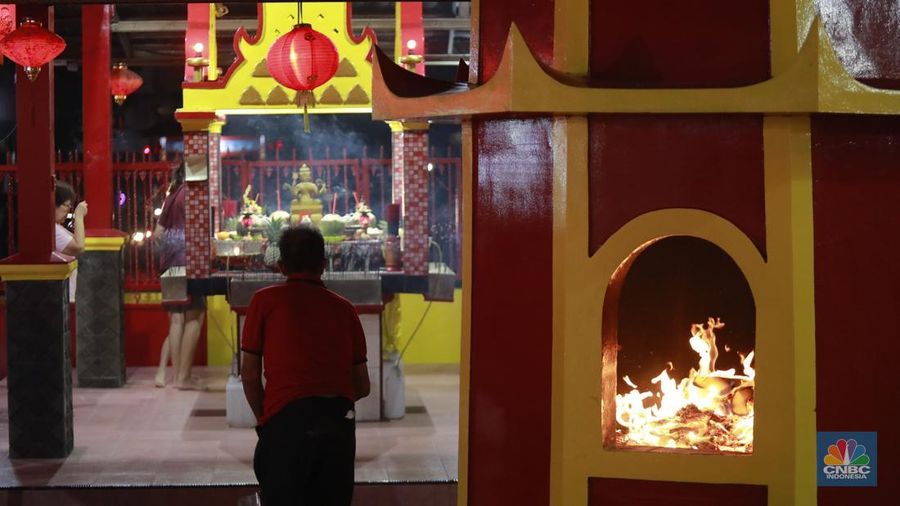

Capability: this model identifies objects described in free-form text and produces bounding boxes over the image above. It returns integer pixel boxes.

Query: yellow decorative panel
[181,2,375,116]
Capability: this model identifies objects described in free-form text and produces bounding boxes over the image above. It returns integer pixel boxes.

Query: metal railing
[1,147,461,291]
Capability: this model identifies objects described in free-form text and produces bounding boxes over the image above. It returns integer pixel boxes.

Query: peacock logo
[817,432,876,487]
[823,438,870,466]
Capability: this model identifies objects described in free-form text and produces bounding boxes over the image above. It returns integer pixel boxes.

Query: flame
[615,318,755,453]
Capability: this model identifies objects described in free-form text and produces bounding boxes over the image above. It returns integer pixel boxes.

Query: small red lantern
[110,62,143,105]
[266,23,338,132]
[0,17,66,81]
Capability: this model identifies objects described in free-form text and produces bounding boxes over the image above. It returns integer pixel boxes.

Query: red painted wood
[588,114,766,258]
[589,0,770,87]
[81,5,113,230]
[184,3,210,82]
[0,302,6,379]
[588,477,767,505]
[469,118,552,506]
[478,0,554,83]
[820,0,900,90]
[812,115,900,506]
[10,5,56,263]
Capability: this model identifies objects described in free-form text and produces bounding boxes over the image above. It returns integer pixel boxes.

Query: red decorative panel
[589,0,770,87]
[478,0,554,83]
[588,114,766,258]
[391,131,405,206]
[588,477,767,505]
[391,129,429,275]
[469,118,552,506]
[183,131,210,279]
[184,181,210,279]
[812,115,900,506]
[208,132,221,234]
[403,131,429,275]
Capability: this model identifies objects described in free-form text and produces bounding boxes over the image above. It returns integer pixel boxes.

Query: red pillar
[11,5,56,263]
[396,2,425,75]
[82,5,113,231]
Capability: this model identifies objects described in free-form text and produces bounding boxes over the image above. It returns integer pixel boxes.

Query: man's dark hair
[55,180,76,207]
[278,225,325,274]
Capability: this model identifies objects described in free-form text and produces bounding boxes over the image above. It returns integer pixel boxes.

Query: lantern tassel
[303,103,310,133]
[295,90,315,133]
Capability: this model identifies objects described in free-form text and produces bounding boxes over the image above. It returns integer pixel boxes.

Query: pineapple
[263,217,286,266]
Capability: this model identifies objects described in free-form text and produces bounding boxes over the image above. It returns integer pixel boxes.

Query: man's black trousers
[254,396,356,506]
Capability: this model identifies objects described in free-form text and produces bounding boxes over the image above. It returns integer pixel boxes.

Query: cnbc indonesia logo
[822,438,871,481]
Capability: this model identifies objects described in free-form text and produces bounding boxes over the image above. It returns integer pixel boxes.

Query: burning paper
[615,318,755,453]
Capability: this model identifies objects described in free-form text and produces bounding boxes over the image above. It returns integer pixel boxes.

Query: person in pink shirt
[54,180,87,301]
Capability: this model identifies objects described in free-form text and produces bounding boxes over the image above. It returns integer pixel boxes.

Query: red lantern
[266,23,338,132]
[110,62,143,105]
[0,5,15,64]
[0,17,66,81]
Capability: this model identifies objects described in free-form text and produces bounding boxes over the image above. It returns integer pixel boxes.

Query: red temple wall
[477,0,554,83]
[588,114,767,258]
[588,0,770,87]
[812,114,900,506]
[469,118,554,506]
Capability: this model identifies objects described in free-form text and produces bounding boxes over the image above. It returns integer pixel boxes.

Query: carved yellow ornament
[181,2,375,116]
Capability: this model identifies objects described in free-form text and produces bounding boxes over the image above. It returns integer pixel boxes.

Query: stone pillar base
[76,246,126,388]
[5,279,74,458]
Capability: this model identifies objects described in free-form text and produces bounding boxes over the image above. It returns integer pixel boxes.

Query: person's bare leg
[155,336,170,387]
[168,312,186,387]
[176,308,205,390]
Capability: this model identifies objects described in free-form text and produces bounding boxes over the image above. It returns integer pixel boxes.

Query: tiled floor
[0,367,459,488]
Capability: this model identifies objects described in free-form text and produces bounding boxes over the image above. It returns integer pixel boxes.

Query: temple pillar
[175,112,224,284]
[0,5,74,458]
[76,4,128,388]
[389,121,429,275]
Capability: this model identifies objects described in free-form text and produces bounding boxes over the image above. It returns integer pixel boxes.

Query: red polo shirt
[241,273,367,425]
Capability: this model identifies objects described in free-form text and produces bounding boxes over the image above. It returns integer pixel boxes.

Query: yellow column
[763,115,817,505]
[551,1,590,504]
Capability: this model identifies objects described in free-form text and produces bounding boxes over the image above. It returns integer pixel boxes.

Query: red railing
[1,148,461,290]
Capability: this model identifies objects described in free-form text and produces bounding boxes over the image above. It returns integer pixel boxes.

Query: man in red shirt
[241,226,370,506]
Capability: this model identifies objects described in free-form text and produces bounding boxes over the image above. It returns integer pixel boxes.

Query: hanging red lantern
[0,5,15,64]
[266,23,338,133]
[0,17,66,81]
[110,62,143,105]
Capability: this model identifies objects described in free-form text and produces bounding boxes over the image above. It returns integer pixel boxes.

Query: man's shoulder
[319,286,358,312]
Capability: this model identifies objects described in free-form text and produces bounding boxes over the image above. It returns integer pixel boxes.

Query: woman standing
[154,165,206,390]
[54,180,87,301]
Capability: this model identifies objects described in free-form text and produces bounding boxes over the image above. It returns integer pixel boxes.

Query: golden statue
[284,164,327,224]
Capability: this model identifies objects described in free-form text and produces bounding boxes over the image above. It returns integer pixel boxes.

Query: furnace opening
[602,236,756,454]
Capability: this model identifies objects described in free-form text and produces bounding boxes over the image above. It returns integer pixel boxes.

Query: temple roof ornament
[180,2,375,116]
[371,19,900,121]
